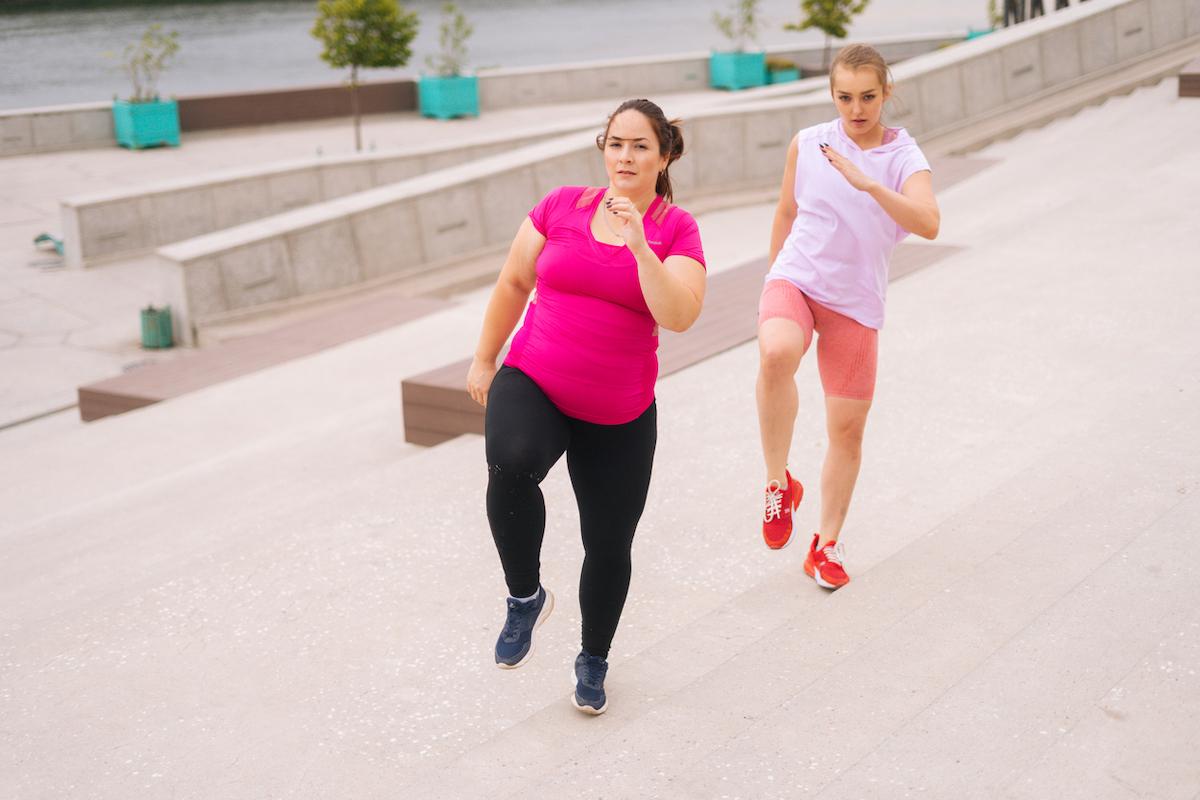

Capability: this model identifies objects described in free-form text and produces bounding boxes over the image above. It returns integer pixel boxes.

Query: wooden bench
[1181,58,1200,98]
[79,292,450,422]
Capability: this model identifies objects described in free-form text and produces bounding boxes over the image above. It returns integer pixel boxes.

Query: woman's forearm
[475,279,532,362]
[865,181,939,239]
[631,245,702,332]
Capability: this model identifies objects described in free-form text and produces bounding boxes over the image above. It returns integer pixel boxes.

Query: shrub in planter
[710,0,767,91]
[110,24,180,149]
[766,56,801,84]
[419,3,478,119]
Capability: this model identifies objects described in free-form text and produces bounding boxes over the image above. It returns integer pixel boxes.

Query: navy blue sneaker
[494,585,554,669]
[571,650,609,715]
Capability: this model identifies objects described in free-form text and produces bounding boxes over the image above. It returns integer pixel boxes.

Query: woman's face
[602,110,668,196]
[830,66,889,135]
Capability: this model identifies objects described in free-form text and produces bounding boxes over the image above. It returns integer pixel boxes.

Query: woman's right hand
[467,356,498,407]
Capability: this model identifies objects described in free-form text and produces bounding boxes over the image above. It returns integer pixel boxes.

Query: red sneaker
[762,470,803,549]
[804,534,850,589]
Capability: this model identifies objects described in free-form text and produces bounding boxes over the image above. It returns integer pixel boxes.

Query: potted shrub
[419,3,478,119]
[785,0,870,74]
[710,0,767,91]
[111,24,181,150]
[313,0,419,152]
[766,56,801,84]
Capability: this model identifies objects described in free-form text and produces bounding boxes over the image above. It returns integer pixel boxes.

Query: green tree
[312,0,419,152]
[425,2,473,77]
[785,0,870,73]
[712,0,762,53]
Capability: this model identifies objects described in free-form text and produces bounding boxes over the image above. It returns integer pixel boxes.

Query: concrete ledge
[155,0,1200,343]
[60,116,594,269]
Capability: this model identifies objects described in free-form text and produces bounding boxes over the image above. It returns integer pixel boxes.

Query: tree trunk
[823,35,831,73]
[351,65,361,153]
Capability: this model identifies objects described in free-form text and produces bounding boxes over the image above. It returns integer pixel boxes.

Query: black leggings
[485,366,656,659]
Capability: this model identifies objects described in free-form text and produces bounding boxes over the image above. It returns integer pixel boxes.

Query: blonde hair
[829,44,892,90]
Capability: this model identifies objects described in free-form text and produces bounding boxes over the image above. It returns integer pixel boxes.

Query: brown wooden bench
[1181,58,1200,98]
[79,292,450,422]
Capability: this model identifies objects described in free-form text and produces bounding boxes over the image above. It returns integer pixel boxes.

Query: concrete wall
[3,33,958,159]
[60,118,593,269]
[155,0,1200,346]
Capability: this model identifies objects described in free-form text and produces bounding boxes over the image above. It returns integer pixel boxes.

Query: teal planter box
[767,68,801,84]
[966,27,995,40]
[140,305,173,349]
[419,76,479,119]
[709,51,766,91]
[113,99,180,149]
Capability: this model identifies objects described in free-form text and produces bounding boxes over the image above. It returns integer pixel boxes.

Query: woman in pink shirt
[757,45,940,588]
[466,99,706,715]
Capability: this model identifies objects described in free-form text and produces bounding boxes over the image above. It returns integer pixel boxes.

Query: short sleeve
[527,188,562,237]
[896,145,932,191]
[666,211,706,269]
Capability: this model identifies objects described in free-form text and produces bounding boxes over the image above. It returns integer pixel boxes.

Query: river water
[0,0,986,110]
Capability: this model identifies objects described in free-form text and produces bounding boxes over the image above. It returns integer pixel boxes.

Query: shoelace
[501,599,536,642]
[579,658,608,689]
[821,540,846,566]
[764,480,784,522]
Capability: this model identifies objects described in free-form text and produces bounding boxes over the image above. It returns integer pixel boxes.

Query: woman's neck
[607,185,656,214]
[845,120,885,150]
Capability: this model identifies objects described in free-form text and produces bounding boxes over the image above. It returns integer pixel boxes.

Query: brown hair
[595,98,685,203]
[829,43,892,90]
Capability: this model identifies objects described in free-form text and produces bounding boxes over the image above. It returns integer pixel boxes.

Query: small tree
[712,0,763,53]
[987,0,1003,28]
[117,24,180,103]
[785,0,870,73]
[312,0,419,152]
[425,2,473,77]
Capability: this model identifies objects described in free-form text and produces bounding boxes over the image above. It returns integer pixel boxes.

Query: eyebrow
[606,136,650,142]
[834,89,880,95]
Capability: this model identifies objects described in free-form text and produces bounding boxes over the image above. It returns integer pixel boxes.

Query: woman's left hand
[603,195,648,251]
[819,143,877,193]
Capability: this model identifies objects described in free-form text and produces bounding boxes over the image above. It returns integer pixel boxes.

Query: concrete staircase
[3,72,1199,800]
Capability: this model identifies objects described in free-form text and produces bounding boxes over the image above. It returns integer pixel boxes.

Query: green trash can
[140,305,174,349]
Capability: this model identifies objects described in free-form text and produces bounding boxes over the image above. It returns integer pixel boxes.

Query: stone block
[286,220,361,295]
[318,162,374,201]
[1080,9,1119,72]
[478,169,538,246]
[1149,0,1187,48]
[266,169,321,214]
[1002,38,1045,103]
[960,52,1007,117]
[1040,25,1084,88]
[531,151,592,197]
[888,78,927,136]
[372,157,424,186]
[1116,0,1153,62]
[31,113,73,151]
[70,109,115,147]
[149,187,217,248]
[212,178,273,230]
[918,66,967,134]
[181,256,227,319]
[352,201,426,280]
[418,184,484,263]
[690,114,745,191]
[0,115,34,156]
[742,111,795,182]
[218,239,293,310]
[77,198,149,260]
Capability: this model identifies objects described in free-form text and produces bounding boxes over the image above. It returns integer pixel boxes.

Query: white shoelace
[822,540,846,565]
[764,480,784,522]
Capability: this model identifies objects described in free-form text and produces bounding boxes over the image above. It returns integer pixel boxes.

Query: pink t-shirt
[504,186,706,424]
[767,119,931,330]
